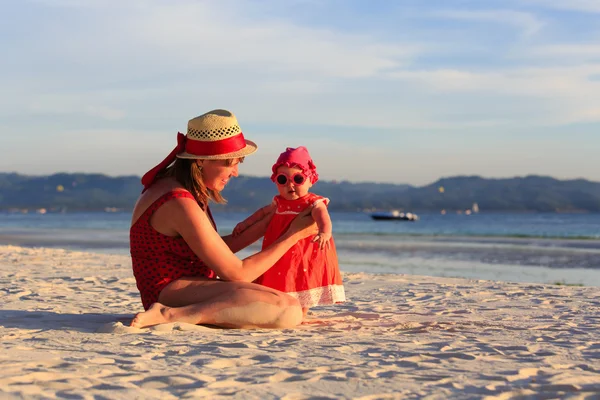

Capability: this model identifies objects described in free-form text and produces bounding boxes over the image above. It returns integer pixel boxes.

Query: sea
[1,211,600,286]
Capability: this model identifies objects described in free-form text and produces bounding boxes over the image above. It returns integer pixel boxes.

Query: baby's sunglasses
[275,172,307,186]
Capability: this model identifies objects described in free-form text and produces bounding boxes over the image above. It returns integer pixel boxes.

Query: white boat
[370,210,419,221]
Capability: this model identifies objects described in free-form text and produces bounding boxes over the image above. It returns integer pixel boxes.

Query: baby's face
[275,166,312,200]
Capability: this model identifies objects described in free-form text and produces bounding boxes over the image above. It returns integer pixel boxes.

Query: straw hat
[140,109,258,191]
[177,109,257,160]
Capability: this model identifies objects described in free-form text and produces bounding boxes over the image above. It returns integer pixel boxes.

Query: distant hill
[397,176,600,212]
[0,173,141,211]
[0,172,599,212]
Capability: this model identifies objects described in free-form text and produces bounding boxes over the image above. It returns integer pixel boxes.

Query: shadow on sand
[0,309,133,333]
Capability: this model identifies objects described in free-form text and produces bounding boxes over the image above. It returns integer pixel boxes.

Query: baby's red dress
[255,193,346,308]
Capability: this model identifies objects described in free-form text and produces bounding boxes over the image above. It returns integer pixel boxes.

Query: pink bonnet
[270,146,319,184]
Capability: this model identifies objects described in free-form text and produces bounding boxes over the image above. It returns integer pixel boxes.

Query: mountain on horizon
[0,172,599,212]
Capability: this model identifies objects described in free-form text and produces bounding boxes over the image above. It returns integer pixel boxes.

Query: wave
[335,231,600,241]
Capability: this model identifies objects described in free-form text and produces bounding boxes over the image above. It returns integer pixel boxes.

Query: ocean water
[1,211,600,286]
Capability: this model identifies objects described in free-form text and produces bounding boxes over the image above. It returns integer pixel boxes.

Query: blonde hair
[157,157,243,207]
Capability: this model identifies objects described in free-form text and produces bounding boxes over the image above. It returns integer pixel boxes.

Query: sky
[1,0,599,185]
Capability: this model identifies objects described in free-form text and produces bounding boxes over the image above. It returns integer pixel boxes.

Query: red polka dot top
[130,190,217,310]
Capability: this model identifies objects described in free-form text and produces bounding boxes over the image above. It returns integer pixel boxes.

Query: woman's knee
[261,288,301,309]
[264,291,302,328]
[274,302,303,328]
[282,293,301,309]
[232,286,295,306]
[269,292,302,328]
[232,287,302,328]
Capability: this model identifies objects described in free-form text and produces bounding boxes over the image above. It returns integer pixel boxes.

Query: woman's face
[275,165,312,201]
[198,158,241,191]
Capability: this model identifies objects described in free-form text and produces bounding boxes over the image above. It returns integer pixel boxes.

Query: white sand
[1,245,600,399]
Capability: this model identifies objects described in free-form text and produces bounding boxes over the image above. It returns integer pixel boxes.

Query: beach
[1,245,600,399]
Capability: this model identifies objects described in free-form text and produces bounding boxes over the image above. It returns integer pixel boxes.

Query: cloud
[388,63,600,125]
[139,6,417,78]
[26,96,126,121]
[0,127,172,176]
[531,44,600,61]
[434,9,545,37]
[27,0,105,7]
[19,1,416,80]
[390,65,600,96]
[5,0,419,122]
[1,0,598,184]
[520,0,600,13]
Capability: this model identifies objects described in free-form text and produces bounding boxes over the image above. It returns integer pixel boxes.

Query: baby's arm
[310,201,332,249]
[233,202,276,237]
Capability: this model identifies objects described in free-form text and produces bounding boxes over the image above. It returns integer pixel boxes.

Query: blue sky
[1,0,599,185]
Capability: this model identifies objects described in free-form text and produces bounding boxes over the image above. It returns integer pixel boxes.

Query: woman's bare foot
[130,302,171,328]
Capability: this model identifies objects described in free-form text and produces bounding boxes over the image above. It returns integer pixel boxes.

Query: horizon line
[1,171,598,187]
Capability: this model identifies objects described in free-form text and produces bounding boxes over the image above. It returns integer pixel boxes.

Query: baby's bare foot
[130,302,170,328]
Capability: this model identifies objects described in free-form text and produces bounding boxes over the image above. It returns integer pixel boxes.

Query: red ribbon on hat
[185,133,246,157]
[140,131,247,192]
[141,132,187,192]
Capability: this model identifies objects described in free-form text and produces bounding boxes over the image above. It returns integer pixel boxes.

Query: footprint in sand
[203,357,258,369]
[87,357,116,365]
[269,371,294,382]
[505,367,542,383]
[96,322,143,334]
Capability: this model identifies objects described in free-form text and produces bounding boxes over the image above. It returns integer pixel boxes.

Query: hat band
[184,132,247,156]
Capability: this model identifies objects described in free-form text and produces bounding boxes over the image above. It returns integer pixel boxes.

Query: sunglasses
[275,173,307,186]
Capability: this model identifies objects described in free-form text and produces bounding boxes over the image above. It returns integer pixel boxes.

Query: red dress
[255,193,346,308]
[130,191,216,310]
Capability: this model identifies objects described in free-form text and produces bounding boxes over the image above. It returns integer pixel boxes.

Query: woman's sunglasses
[275,173,307,186]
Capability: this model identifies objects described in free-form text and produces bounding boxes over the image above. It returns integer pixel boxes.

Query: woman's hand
[286,206,319,240]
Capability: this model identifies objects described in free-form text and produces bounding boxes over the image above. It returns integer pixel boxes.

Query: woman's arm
[222,202,276,253]
[231,203,276,237]
[311,201,332,250]
[164,198,316,282]
[222,212,271,253]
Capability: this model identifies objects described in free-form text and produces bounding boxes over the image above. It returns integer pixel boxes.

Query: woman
[129,109,317,329]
